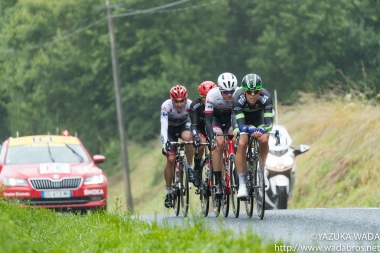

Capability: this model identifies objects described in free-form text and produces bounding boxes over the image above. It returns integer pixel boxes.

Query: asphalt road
[138,208,380,250]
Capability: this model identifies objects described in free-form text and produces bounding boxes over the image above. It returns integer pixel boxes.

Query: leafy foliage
[0,0,379,165]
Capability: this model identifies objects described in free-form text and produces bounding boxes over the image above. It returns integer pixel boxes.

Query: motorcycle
[264,124,309,209]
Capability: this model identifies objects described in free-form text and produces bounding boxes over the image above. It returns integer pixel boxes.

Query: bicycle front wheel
[245,161,254,218]
[230,154,240,218]
[179,162,189,217]
[200,159,210,217]
[212,170,221,217]
[254,154,265,219]
[221,154,231,217]
[172,164,180,216]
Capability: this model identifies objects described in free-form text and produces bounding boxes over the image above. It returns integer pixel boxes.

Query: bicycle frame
[217,134,235,195]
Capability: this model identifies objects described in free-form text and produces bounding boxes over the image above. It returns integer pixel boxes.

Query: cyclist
[190,80,217,187]
[160,85,193,208]
[232,73,273,198]
[205,72,238,198]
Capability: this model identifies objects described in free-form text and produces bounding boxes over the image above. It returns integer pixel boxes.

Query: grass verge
[0,201,285,253]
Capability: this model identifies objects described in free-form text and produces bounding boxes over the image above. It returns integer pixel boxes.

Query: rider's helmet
[241,73,263,91]
[198,81,216,96]
[170,85,188,100]
[217,72,238,91]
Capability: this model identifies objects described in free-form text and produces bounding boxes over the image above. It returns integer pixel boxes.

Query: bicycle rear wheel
[212,196,221,217]
[254,154,265,219]
[179,162,189,217]
[230,154,240,218]
[200,159,210,217]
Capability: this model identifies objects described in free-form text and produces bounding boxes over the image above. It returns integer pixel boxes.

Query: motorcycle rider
[232,73,273,198]
[160,85,193,208]
[190,81,217,187]
[205,72,238,198]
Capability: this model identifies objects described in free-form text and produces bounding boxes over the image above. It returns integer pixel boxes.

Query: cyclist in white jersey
[160,85,193,208]
[204,72,238,198]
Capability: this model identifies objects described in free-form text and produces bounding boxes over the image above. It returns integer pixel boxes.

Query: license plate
[42,191,71,198]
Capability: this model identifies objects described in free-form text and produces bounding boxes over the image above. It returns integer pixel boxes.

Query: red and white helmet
[170,85,188,100]
[217,72,238,91]
[198,81,216,96]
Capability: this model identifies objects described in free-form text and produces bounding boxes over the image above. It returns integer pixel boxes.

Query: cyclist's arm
[258,94,274,133]
[160,106,169,148]
[204,98,214,140]
[189,100,200,137]
[232,99,247,132]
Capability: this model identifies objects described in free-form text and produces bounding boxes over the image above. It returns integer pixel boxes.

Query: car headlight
[265,156,278,168]
[282,156,294,167]
[4,178,28,187]
[84,175,104,185]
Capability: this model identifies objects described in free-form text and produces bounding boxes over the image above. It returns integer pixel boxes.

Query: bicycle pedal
[195,189,201,195]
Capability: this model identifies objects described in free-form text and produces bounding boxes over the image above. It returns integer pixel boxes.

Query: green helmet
[241,74,263,91]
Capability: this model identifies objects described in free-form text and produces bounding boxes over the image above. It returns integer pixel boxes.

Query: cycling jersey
[189,97,207,137]
[160,99,192,149]
[204,87,233,139]
[232,87,273,132]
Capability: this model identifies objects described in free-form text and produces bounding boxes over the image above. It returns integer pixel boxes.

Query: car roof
[8,135,81,147]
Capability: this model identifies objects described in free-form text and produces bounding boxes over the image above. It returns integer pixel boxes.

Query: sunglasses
[245,90,261,95]
[221,90,235,95]
[173,100,185,103]
[199,95,206,98]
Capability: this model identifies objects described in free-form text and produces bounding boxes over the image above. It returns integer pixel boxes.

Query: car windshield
[5,144,90,164]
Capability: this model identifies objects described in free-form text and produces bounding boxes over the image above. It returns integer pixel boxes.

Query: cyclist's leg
[212,119,224,197]
[235,131,249,198]
[180,121,194,180]
[256,133,270,191]
[193,132,206,187]
[164,127,178,208]
[257,133,269,165]
[231,115,239,154]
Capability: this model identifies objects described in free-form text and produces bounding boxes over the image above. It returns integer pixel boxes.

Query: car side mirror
[293,144,310,156]
[93,154,106,164]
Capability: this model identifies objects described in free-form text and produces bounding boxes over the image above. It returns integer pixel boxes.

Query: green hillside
[106,92,380,214]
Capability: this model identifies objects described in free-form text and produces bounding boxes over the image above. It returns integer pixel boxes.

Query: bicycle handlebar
[166,140,202,156]
[166,140,193,147]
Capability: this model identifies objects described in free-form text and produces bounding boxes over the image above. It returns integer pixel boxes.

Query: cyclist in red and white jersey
[204,72,238,198]
[190,81,217,187]
[160,85,193,208]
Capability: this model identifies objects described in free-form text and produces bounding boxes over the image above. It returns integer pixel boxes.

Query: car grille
[30,178,82,190]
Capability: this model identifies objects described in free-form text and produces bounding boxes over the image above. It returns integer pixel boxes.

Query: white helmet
[217,72,238,91]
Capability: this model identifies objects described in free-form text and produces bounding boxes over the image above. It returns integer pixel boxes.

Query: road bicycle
[196,139,223,217]
[195,140,213,217]
[216,133,237,218]
[166,140,193,217]
[239,132,266,219]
